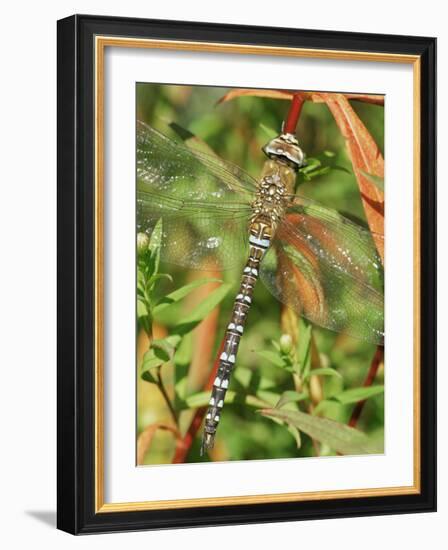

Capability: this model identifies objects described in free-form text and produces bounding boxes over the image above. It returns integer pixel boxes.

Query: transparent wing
[137,121,254,270]
[137,120,257,197]
[260,197,384,344]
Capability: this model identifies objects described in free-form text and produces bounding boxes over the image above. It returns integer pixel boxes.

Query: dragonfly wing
[137,121,254,270]
[284,194,384,280]
[259,200,384,344]
[137,120,257,197]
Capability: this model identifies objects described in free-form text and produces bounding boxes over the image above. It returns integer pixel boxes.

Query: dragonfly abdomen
[201,219,273,454]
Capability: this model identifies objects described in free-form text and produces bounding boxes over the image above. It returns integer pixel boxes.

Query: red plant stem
[172,339,226,463]
[283,93,305,134]
[348,345,384,427]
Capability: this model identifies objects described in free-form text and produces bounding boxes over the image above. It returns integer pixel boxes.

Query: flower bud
[279,334,293,354]
[137,232,150,255]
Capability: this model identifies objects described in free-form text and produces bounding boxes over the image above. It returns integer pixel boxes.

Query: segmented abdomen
[201,229,271,453]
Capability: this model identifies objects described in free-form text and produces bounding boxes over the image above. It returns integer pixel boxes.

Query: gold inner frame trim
[94,35,421,513]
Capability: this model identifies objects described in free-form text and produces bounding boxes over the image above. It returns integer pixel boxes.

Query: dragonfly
[136,120,384,453]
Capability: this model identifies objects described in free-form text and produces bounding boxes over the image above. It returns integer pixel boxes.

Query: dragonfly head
[262,133,306,170]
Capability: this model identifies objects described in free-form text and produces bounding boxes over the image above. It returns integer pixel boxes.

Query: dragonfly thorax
[251,159,295,229]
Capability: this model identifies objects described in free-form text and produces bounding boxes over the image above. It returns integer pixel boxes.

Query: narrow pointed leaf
[173,283,232,335]
[173,332,193,405]
[182,390,268,410]
[256,349,288,369]
[218,88,293,104]
[148,219,163,274]
[169,121,219,157]
[314,92,384,260]
[275,390,308,409]
[153,278,222,315]
[141,335,182,382]
[333,385,384,405]
[217,88,384,106]
[308,367,342,378]
[137,297,151,335]
[287,425,302,449]
[260,408,382,454]
[151,335,182,362]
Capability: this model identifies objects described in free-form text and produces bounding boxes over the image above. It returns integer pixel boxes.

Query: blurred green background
[136,83,384,465]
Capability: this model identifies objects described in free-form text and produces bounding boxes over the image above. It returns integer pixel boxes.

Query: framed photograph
[57,14,436,534]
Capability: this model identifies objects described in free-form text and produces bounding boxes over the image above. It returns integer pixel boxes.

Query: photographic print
[58,15,435,533]
[136,83,385,465]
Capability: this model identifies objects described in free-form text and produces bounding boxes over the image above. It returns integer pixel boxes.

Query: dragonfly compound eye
[262,133,306,170]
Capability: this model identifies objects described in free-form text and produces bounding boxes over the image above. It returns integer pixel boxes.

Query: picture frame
[57,14,436,534]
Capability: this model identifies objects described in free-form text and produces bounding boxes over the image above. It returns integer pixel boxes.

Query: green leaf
[301,158,321,174]
[313,399,339,416]
[137,297,151,335]
[307,167,331,178]
[141,335,183,383]
[307,367,342,379]
[169,121,219,157]
[141,350,164,370]
[256,350,288,369]
[333,165,351,174]
[137,269,146,293]
[322,371,344,399]
[149,218,163,247]
[275,390,308,409]
[147,273,173,288]
[259,123,277,140]
[151,335,182,362]
[153,278,222,316]
[182,390,268,410]
[141,352,163,383]
[271,339,281,352]
[172,283,232,335]
[287,425,302,449]
[333,385,384,405]
[312,399,347,423]
[260,408,382,455]
[297,319,312,376]
[231,368,280,398]
[174,333,193,405]
[174,333,192,366]
[145,219,163,276]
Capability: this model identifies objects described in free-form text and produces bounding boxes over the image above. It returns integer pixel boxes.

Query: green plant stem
[156,368,178,426]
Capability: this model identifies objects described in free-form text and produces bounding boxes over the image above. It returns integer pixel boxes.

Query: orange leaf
[310,93,384,106]
[218,88,384,106]
[217,88,294,104]
[314,92,384,261]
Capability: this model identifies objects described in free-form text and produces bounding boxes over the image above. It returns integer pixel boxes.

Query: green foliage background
[136,83,385,465]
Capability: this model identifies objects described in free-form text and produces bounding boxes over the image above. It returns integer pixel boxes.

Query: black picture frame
[57,14,436,534]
